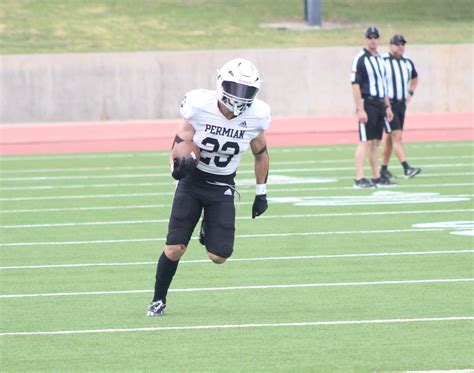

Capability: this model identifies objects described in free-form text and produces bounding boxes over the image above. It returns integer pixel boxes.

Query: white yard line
[1,172,472,191]
[2,196,473,214]
[0,153,168,162]
[0,237,165,247]
[0,204,172,214]
[1,184,473,202]
[1,249,472,270]
[0,228,451,247]
[0,182,172,191]
[0,165,166,174]
[1,316,472,337]
[0,191,174,201]
[1,278,473,299]
[1,155,472,174]
[1,209,473,229]
[0,173,172,181]
[0,163,471,181]
[0,141,471,161]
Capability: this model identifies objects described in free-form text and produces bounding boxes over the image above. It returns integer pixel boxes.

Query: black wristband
[409,90,414,96]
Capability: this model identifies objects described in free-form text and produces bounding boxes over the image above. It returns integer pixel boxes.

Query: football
[171,140,200,161]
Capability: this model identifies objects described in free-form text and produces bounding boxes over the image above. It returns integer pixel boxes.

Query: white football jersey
[180,89,271,176]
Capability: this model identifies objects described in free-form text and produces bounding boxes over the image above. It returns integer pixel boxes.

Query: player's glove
[252,194,268,219]
[171,157,198,180]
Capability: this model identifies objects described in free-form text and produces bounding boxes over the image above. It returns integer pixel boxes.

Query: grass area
[0,0,472,54]
[0,141,473,371]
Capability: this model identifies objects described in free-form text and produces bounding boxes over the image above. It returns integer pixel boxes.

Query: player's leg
[391,129,406,163]
[354,102,376,188]
[381,132,393,166]
[369,138,380,179]
[391,128,422,178]
[355,140,369,180]
[202,187,236,263]
[372,106,397,187]
[369,105,384,180]
[397,105,421,178]
[381,102,400,179]
[147,181,202,316]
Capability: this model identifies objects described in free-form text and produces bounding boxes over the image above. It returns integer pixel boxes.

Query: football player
[147,58,271,316]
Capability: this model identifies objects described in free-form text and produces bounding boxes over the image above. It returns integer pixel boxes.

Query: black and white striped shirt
[382,53,418,101]
[351,49,388,99]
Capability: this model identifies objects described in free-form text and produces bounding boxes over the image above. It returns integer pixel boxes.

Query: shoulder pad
[180,89,215,120]
[249,99,271,131]
[251,99,270,118]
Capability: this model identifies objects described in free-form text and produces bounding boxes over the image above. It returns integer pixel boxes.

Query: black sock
[152,252,180,303]
[401,161,409,171]
[381,165,388,171]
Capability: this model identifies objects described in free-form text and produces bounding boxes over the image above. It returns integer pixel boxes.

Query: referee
[351,26,396,189]
[380,34,421,179]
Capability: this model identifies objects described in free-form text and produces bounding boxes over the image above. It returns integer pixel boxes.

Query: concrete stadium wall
[1,44,472,124]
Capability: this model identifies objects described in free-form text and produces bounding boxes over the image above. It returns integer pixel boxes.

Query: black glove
[171,157,198,180]
[252,194,268,219]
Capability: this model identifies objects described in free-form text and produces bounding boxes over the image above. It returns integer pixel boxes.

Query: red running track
[0,112,472,155]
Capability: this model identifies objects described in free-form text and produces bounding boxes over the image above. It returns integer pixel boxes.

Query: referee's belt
[390,99,406,104]
[363,96,384,103]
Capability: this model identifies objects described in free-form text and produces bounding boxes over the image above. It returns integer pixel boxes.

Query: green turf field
[0,141,473,371]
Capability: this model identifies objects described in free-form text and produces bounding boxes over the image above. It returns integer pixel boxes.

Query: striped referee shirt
[382,53,418,101]
[351,49,388,99]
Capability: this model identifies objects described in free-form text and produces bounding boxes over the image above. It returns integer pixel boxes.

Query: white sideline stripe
[0,228,451,247]
[0,142,470,161]
[1,165,168,174]
[0,153,168,162]
[0,182,173,191]
[338,173,474,180]
[2,209,473,229]
[1,316,472,337]
[1,249,472,270]
[1,172,473,191]
[0,204,172,214]
[1,279,473,299]
[2,197,473,214]
[1,184,473,202]
[2,155,471,174]
[0,192,174,201]
[0,162,471,181]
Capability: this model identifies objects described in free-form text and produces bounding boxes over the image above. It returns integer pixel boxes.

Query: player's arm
[352,83,367,124]
[351,56,368,124]
[384,95,393,122]
[407,76,418,104]
[170,118,195,163]
[250,132,269,218]
[170,118,197,180]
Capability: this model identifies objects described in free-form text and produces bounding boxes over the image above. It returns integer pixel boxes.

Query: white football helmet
[216,58,261,116]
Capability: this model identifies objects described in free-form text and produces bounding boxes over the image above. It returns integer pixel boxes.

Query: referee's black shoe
[404,167,422,179]
[353,178,376,189]
[380,168,397,180]
[372,177,398,188]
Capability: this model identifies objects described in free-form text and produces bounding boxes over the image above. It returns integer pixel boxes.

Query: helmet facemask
[220,81,258,116]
